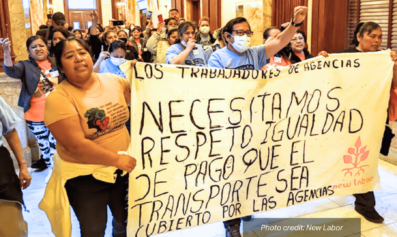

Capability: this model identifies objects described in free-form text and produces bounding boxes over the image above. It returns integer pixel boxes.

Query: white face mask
[229,34,251,53]
[110,56,126,66]
[181,40,187,47]
[200,26,210,34]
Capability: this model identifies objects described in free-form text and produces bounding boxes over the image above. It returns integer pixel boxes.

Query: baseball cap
[52,12,66,24]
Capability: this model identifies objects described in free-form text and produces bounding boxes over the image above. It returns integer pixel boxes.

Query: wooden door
[64,0,102,29]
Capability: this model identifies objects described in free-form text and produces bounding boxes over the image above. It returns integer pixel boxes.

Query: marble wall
[30,0,45,37]
[0,74,36,168]
[243,0,271,46]
[8,0,28,61]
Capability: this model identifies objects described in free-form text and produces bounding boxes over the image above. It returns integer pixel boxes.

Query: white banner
[126,51,393,237]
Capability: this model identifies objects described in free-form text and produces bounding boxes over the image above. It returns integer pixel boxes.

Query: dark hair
[102,30,117,45]
[117,30,128,38]
[174,22,195,44]
[294,30,307,44]
[54,38,91,70]
[165,18,177,26]
[169,8,179,13]
[213,28,224,41]
[39,25,48,30]
[223,17,250,45]
[167,28,178,39]
[109,40,126,53]
[73,29,83,39]
[263,26,279,40]
[26,35,47,49]
[51,28,69,40]
[68,26,73,32]
[352,22,381,46]
[131,26,142,32]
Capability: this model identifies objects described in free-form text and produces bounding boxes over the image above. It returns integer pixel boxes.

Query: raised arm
[1,38,25,79]
[265,6,308,59]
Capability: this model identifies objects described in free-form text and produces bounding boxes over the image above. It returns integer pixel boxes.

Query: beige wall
[8,0,29,61]
[102,0,113,24]
[52,0,64,14]
[221,0,243,27]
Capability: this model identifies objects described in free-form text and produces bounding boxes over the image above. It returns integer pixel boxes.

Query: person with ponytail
[166,21,213,66]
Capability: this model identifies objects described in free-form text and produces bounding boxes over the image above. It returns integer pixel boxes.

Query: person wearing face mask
[196,17,215,48]
[208,7,307,237]
[1,36,63,175]
[147,18,178,60]
[89,10,138,61]
[98,40,129,77]
[166,21,213,66]
[208,6,307,71]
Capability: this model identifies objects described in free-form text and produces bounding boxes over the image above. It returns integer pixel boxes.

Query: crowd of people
[1,5,397,237]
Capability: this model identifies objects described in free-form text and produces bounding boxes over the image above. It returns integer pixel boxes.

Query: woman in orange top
[1,35,61,172]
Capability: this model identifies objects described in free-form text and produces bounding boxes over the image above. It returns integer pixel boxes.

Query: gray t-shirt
[0,96,20,147]
[166,43,213,66]
[208,45,267,70]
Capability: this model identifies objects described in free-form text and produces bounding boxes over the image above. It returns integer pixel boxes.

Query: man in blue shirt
[208,6,307,71]
[208,6,308,237]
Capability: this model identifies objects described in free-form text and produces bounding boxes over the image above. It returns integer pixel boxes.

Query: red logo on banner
[342,137,370,176]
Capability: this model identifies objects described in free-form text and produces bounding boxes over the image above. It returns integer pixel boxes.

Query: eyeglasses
[231,30,254,37]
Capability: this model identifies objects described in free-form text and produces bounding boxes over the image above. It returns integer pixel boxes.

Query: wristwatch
[290,18,303,27]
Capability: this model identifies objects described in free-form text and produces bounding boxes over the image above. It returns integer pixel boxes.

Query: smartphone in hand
[158,14,164,24]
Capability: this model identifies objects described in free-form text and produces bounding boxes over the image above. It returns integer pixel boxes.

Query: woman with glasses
[208,6,307,70]
[166,21,213,66]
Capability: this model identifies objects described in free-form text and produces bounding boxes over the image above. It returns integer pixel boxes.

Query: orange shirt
[261,55,291,70]
[44,73,130,162]
[24,60,59,122]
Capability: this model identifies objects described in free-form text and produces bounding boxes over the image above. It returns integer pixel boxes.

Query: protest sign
[126,51,393,237]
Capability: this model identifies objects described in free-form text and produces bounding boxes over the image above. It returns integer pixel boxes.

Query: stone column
[8,0,28,61]
[0,74,32,168]
[30,0,45,35]
[243,0,272,46]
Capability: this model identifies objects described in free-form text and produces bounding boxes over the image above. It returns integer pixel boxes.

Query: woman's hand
[131,59,138,67]
[186,38,197,51]
[0,38,12,54]
[115,154,137,173]
[318,51,329,57]
[391,51,397,63]
[90,10,99,23]
[157,23,165,34]
[293,6,308,24]
[18,164,32,189]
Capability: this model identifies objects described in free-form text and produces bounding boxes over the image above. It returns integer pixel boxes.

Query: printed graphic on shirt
[227,64,255,70]
[33,70,59,98]
[84,102,129,138]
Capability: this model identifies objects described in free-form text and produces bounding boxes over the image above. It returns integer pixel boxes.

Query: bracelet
[290,18,303,27]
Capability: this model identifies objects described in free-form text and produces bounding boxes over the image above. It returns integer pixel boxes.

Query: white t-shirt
[166,43,213,66]
[208,45,267,69]
[0,96,20,147]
